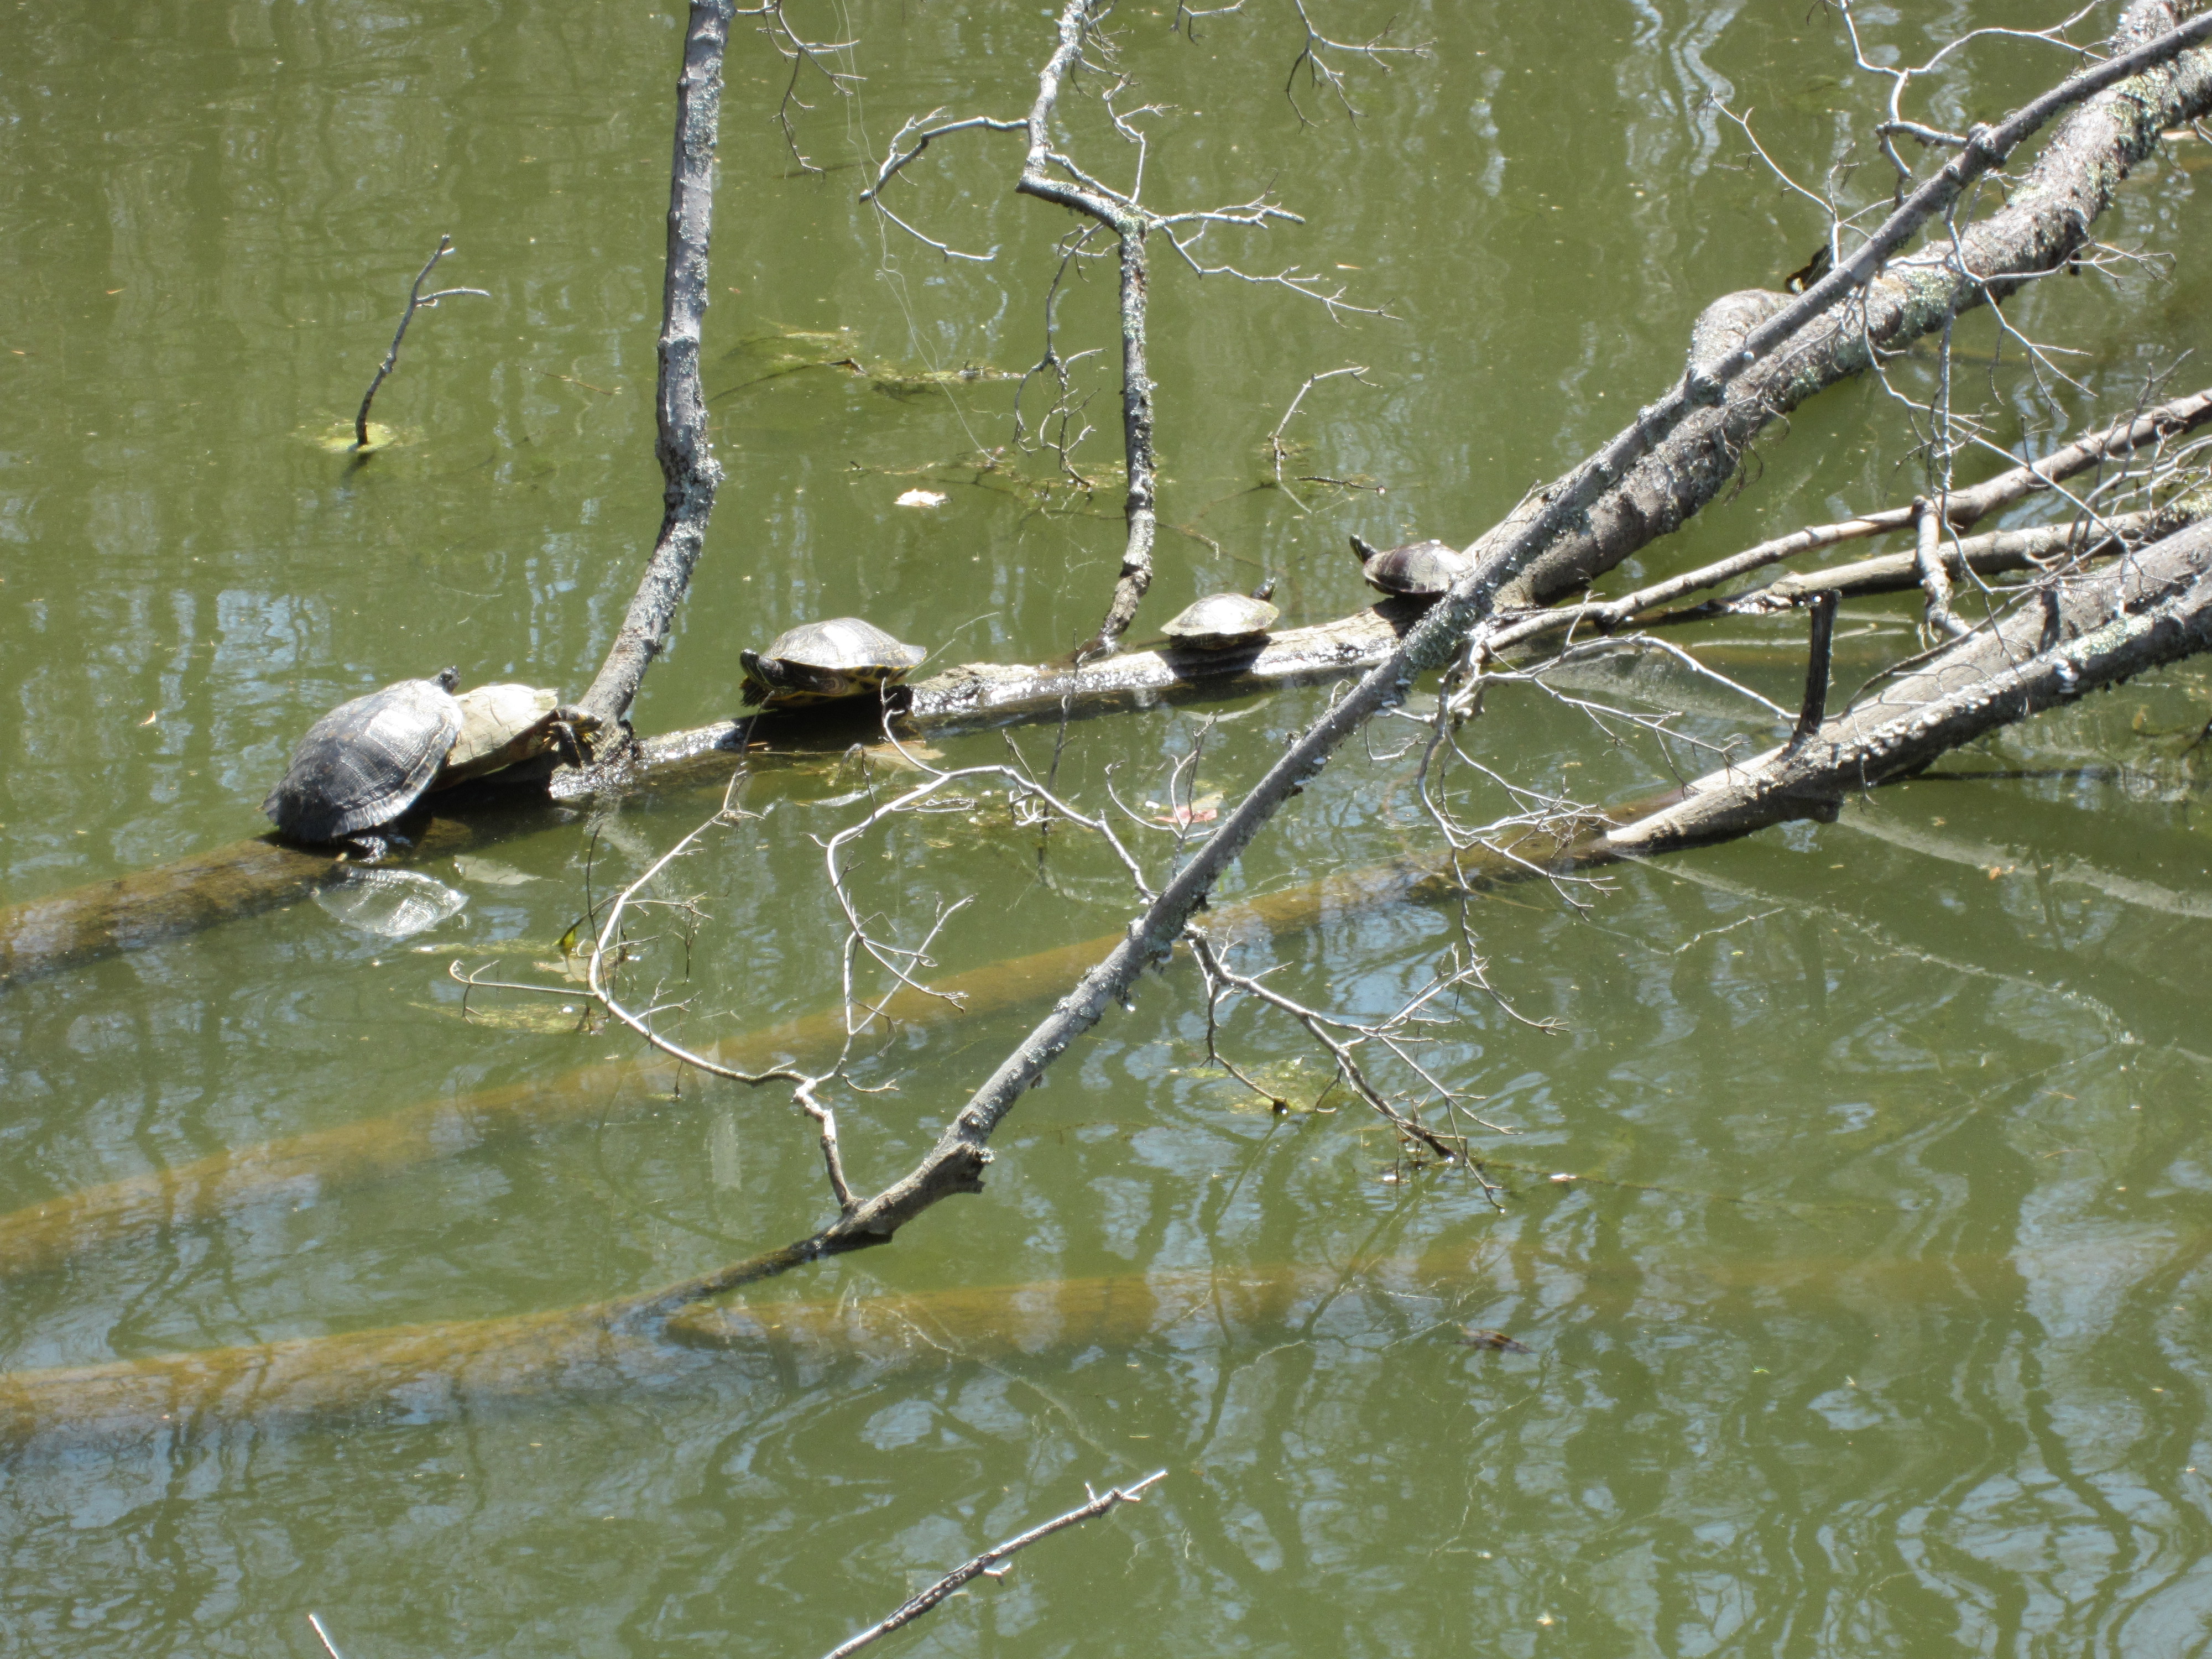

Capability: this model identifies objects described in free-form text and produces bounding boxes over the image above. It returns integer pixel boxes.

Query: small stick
[1913,495,1971,639]
[306,1613,346,1659]
[353,234,491,450]
[1787,591,1839,751]
[820,1472,1166,1659]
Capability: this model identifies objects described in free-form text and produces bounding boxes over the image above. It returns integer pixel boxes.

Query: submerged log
[0,1213,2143,1448]
[0,1258,1407,1448]
[0,822,1614,1282]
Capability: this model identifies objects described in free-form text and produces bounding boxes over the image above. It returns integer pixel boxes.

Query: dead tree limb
[1606,514,2212,854]
[1486,3,2212,610]
[1725,497,2208,613]
[864,1,1375,660]
[574,0,732,737]
[818,1473,1166,1659]
[1016,7,1158,659]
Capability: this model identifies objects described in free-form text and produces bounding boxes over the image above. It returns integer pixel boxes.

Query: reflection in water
[312,867,469,939]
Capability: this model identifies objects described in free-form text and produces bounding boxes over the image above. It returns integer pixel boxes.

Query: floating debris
[452,855,541,887]
[895,488,950,508]
[1460,1327,1532,1354]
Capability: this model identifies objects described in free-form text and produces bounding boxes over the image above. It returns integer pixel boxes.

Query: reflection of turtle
[263,669,464,859]
[739,617,928,707]
[1349,534,1472,599]
[1161,580,1279,651]
[435,683,600,785]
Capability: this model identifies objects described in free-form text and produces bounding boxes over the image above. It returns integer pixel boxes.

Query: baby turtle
[262,668,464,859]
[1161,580,1279,651]
[434,683,601,786]
[740,617,928,707]
[1350,534,1473,599]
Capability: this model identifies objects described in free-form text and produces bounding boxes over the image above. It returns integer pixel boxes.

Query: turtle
[262,667,464,859]
[739,617,928,707]
[432,683,601,786]
[1160,579,1279,651]
[1349,534,1473,599]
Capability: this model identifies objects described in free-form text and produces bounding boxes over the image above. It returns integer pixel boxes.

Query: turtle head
[1349,535,1380,566]
[738,648,782,706]
[434,666,461,693]
[1252,577,1277,603]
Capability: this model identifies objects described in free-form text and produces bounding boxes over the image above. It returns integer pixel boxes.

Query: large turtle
[1349,534,1472,599]
[739,617,927,707]
[263,668,463,858]
[1161,580,1279,651]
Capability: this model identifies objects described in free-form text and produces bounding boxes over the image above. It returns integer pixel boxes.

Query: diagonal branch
[818,1473,1166,1659]
[575,0,732,737]
[612,6,2212,1320]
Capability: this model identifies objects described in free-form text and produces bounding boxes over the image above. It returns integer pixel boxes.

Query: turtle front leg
[547,706,603,768]
[339,830,401,864]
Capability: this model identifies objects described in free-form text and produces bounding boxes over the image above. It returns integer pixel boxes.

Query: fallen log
[1607,514,2212,854]
[1484,3,2212,608]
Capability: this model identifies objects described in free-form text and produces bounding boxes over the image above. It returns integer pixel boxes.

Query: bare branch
[352,234,489,450]
[1283,0,1431,126]
[819,1473,1167,1659]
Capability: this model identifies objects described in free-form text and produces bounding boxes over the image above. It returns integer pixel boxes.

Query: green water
[6,2,2212,1654]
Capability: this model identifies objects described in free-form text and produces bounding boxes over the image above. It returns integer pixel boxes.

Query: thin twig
[820,1473,1167,1659]
[353,235,489,449]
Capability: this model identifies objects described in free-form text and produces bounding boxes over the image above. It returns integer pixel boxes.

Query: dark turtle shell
[740,617,927,706]
[262,667,463,844]
[1350,535,1472,598]
[1161,580,1279,650]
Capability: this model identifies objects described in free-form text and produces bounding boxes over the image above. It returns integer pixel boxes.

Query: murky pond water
[6,3,2212,1655]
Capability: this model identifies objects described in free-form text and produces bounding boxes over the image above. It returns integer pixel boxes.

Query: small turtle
[262,667,464,859]
[1349,534,1472,599]
[433,683,601,786]
[739,617,928,707]
[1161,579,1279,651]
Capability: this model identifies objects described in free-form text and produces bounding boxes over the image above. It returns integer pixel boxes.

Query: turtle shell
[741,617,927,706]
[1350,535,1472,598]
[262,669,463,843]
[1161,591,1279,650]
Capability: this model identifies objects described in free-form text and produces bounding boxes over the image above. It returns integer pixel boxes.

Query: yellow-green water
[6,3,2212,1655]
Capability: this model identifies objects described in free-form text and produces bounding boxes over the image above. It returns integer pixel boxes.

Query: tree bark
[1487,3,2212,609]
[575,0,732,731]
[1607,514,2212,854]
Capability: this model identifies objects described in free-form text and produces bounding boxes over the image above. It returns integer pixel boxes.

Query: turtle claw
[547,706,601,768]
[342,830,404,864]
